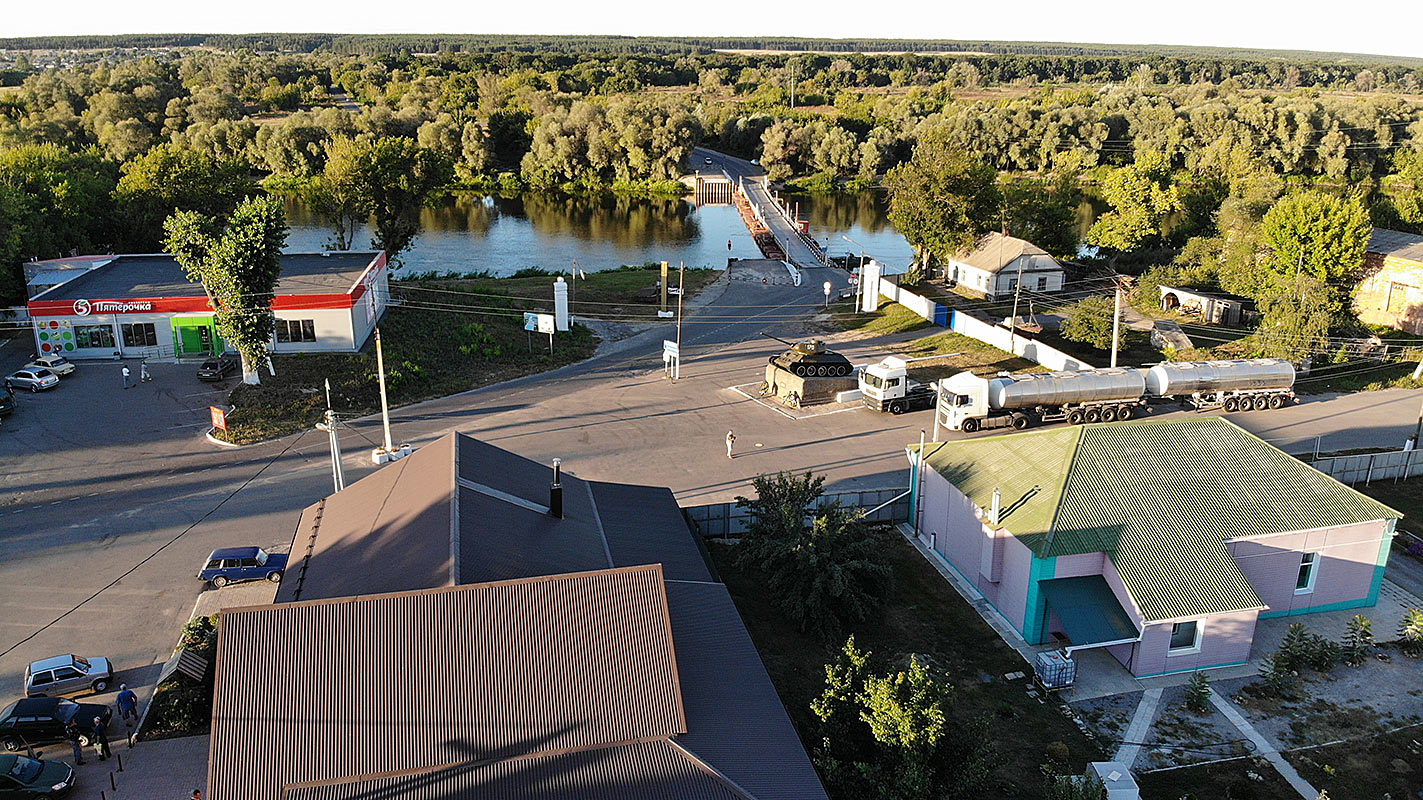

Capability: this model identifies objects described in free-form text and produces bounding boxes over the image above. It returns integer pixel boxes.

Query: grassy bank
[214,266,718,444]
[708,534,1101,799]
[829,299,931,336]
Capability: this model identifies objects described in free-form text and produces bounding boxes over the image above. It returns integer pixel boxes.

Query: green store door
[172,316,225,357]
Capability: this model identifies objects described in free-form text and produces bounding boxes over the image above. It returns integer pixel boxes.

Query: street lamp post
[842,235,866,313]
[823,280,832,308]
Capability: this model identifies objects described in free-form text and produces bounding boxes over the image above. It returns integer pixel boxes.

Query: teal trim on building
[1258,524,1394,620]
[1134,660,1250,679]
[1024,556,1058,645]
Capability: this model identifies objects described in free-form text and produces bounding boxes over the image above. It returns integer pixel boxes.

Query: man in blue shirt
[116,684,138,725]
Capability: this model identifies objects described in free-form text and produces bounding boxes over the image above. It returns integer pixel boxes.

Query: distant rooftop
[952,231,1062,274]
[1368,227,1423,262]
[31,251,380,302]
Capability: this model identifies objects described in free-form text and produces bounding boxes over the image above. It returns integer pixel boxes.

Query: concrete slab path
[1207,688,1319,800]
[1113,687,1164,768]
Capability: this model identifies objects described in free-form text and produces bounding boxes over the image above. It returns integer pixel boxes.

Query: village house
[945,231,1066,301]
[1356,227,1423,334]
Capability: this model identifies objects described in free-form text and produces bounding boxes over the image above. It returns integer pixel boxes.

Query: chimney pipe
[990,487,1001,526]
[549,458,563,519]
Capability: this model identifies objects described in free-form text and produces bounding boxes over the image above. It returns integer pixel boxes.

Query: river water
[281,192,919,276]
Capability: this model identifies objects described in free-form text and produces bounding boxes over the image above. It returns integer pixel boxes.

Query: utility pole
[1110,281,1123,369]
[1004,223,1024,353]
[371,327,409,464]
[316,408,345,493]
[570,258,578,327]
[674,261,685,380]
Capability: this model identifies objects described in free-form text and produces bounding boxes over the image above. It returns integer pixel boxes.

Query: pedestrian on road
[140,361,151,382]
[192,790,203,800]
[726,430,736,459]
[121,365,133,389]
[64,720,85,765]
[116,683,138,725]
[727,239,732,250]
[91,716,110,761]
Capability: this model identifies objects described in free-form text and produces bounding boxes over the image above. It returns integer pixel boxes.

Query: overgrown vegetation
[141,614,217,741]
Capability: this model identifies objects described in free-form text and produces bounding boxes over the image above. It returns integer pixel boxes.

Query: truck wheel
[1067,410,1084,425]
[1253,395,1269,411]
[1012,415,1030,430]
[1085,408,1101,423]
[961,418,979,433]
[1117,405,1133,420]
[1101,407,1117,422]
[1223,397,1238,412]
[1269,394,1285,409]
[889,401,906,415]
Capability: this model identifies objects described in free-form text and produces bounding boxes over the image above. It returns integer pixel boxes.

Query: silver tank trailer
[989,368,1146,409]
[1144,359,1295,397]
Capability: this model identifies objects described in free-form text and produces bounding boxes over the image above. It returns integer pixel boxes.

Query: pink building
[910,418,1399,677]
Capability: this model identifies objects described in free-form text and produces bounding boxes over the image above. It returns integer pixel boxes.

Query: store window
[275,319,316,343]
[121,322,158,348]
[1168,621,1200,654]
[74,324,115,349]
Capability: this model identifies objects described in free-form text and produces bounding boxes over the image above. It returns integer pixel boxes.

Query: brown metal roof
[211,565,686,800]
[279,739,752,800]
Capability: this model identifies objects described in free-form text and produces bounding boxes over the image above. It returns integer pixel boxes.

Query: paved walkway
[1113,687,1164,768]
[1207,689,1318,800]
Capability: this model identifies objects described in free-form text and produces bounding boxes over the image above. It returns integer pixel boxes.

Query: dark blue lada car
[198,547,287,587]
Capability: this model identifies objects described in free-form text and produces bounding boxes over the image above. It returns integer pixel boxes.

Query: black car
[196,354,239,382]
[0,698,111,750]
[0,387,13,417]
[0,753,75,798]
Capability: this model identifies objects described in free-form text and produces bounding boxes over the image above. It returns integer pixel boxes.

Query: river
[281,192,919,276]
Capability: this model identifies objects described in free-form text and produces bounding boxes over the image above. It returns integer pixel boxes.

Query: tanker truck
[936,358,1296,433]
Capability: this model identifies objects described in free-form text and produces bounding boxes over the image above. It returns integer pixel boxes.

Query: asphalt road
[697,147,830,270]
[1,220,1420,755]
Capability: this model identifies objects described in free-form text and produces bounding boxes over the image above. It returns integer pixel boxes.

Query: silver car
[23,355,75,376]
[23,654,113,697]
[4,368,59,393]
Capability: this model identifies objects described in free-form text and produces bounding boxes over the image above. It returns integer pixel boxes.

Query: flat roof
[35,252,380,302]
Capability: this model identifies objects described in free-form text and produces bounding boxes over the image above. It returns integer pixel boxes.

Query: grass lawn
[215,267,719,444]
[1284,724,1423,800]
[1134,757,1301,800]
[1355,478,1423,525]
[829,299,932,336]
[708,533,1102,798]
[888,330,1043,384]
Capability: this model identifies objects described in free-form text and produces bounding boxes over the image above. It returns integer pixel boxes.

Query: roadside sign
[523,312,538,332]
[210,406,227,431]
[663,340,679,358]
[537,313,556,334]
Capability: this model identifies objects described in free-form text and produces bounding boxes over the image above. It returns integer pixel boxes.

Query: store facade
[26,252,388,360]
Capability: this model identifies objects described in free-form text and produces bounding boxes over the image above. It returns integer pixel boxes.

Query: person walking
[121,365,133,389]
[64,720,85,766]
[140,361,151,382]
[91,716,110,761]
[725,430,736,460]
[116,683,138,725]
[191,790,203,800]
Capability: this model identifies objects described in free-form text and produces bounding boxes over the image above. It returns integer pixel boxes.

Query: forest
[1,38,1421,360]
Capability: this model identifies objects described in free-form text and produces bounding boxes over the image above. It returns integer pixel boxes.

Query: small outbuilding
[1158,284,1251,326]
[1357,227,1423,334]
[945,232,1066,301]
[909,418,1399,677]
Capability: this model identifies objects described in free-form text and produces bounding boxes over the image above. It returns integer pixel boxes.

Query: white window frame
[1167,620,1202,656]
[1295,552,1319,595]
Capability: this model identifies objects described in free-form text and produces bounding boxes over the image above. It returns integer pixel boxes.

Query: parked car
[0,388,13,417]
[703,157,713,165]
[198,547,287,587]
[0,698,110,750]
[0,753,75,798]
[3,370,58,393]
[22,356,74,377]
[23,656,113,698]
[196,354,239,382]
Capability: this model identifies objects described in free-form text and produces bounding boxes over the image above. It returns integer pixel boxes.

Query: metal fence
[1310,448,1423,485]
[683,487,912,538]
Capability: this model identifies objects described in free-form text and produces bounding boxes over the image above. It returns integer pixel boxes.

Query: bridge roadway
[696,147,827,272]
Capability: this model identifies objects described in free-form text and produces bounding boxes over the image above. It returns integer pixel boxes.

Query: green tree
[0,144,117,303]
[163,196,288,385]
[886,131,1000,275]
[1259,190,1371,284]
[114,143,256,251]
[1060,295,1147,353]
[319,136,452,266]
[757,504,891,638]
[1400,607,1423,657]
[734,470,826,565]
[1183,671,1210,714]
[1087,152,1182,252]
[1002,172,1083,261]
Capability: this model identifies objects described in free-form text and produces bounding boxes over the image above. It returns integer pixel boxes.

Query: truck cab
[936,371,990,431]
[860,357,937,414]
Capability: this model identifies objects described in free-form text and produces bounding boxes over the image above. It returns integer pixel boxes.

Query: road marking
[728,383,865,420]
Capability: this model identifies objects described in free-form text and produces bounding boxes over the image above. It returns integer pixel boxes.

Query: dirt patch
[1285,724,1423,800]
[1071,691,1138,746]
[1141,686,1254,769]
[1135,756,1298,800]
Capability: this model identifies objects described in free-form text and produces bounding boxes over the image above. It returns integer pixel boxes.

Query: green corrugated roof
[912,417,1401,622]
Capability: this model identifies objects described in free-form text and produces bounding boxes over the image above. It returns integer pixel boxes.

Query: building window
[275,319,316,343]
[1168,621,1200,654]
[1296,552,1319,594]
[73,324,115,349]
[1008,278,1018,291]
[1037,276,1048,291]
[121,322,158,348]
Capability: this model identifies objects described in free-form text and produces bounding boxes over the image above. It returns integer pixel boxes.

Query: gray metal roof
[32,251,380,301]
[951,231,1062,274]
[1368,227,1423,262]
[279,739,751,800]
[212,566,687,800]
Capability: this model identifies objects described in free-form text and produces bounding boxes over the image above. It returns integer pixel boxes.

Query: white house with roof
[945,232,1066,301]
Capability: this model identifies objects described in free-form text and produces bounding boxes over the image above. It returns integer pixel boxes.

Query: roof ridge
[668,739,762,800]
[1040,425,1084,557]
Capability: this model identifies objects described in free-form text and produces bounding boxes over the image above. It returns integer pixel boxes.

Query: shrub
[1341,615,1374,666]
[1400,608,1423,657]
[1045,740,1070,764]
[1257,651,1297,699]
[1184,671,1211,714]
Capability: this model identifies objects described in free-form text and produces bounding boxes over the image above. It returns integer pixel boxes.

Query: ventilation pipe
[990,487,1001,526]
[549,458,563,519]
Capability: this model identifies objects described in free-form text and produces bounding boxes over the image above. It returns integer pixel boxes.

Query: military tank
[763,334,854,378]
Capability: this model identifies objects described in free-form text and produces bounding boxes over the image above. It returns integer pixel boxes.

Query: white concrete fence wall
[949,310,1096,371]
[1310,448,1423,486]
[878,281,940,322]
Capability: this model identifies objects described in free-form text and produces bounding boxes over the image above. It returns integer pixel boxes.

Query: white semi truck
[936,358,1297,433]
[858,355,959,414]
